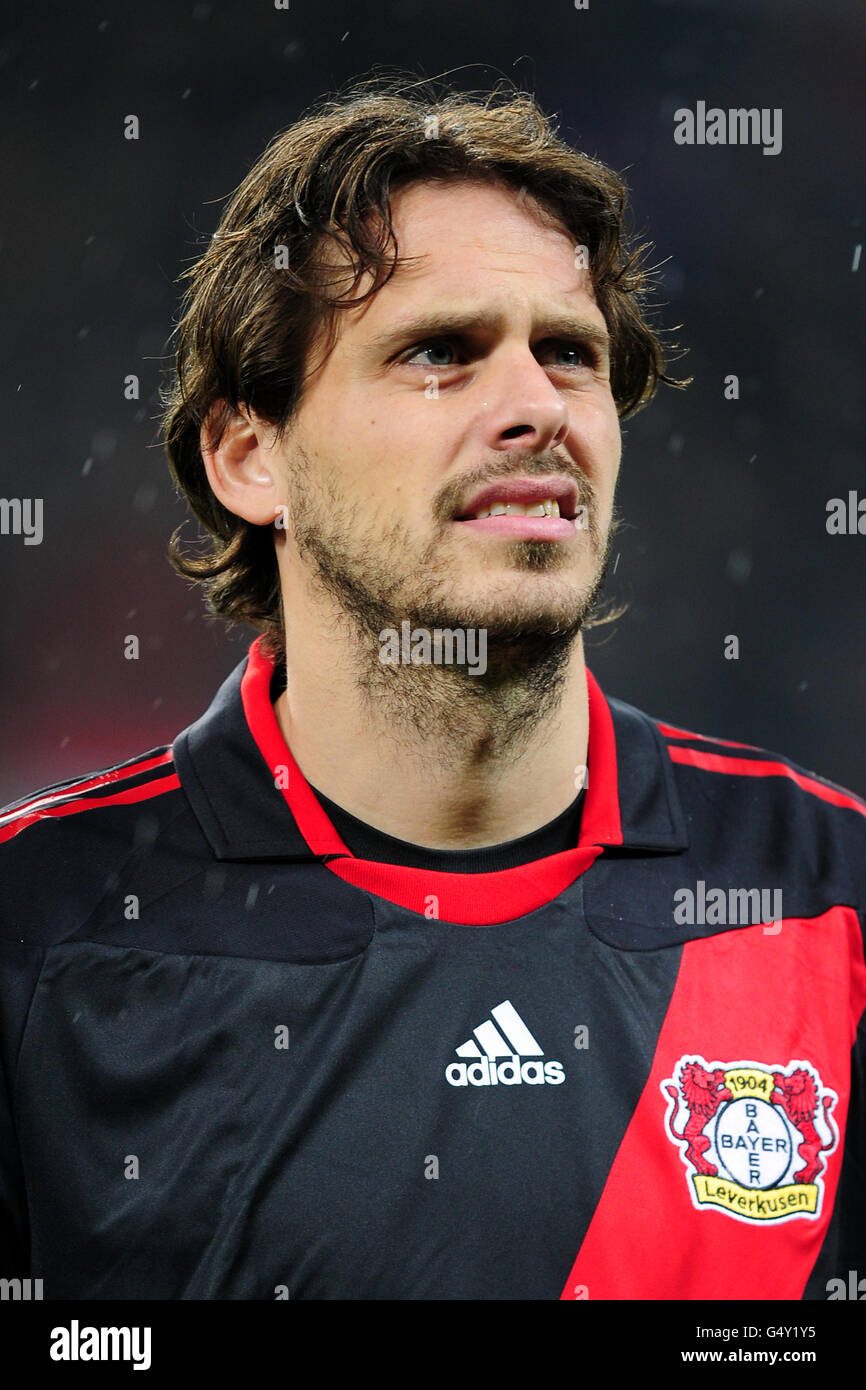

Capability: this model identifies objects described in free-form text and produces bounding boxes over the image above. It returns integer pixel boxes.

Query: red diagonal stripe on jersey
[0,772,181,843]
[0,749,175,825]
[559,908,866,1300]
[667,746,866,817]
[657,721,757,750]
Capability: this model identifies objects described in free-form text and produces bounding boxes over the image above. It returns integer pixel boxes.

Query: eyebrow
[365,310,611,358]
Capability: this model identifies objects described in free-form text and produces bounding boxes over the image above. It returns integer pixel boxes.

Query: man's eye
[404,340,459,367]
[538,340,594,368]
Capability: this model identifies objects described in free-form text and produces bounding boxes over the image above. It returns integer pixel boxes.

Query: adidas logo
[445,1000,565,1088]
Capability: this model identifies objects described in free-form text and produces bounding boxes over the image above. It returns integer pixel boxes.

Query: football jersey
[1,635,864,1300]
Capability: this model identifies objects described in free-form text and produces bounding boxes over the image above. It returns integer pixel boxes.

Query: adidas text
[445,1056,565,1087]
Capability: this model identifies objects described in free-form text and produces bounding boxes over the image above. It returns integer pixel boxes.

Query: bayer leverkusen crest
[661,1056,838,1224]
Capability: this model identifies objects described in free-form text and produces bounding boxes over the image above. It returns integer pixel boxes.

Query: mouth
[453,476,586,541]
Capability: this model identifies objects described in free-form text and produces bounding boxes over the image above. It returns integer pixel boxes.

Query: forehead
[340,178,600,335]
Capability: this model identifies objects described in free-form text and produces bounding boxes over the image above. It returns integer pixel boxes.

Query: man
[1,76,864,1301]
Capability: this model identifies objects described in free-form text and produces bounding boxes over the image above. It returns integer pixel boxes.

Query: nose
[479,349,570,455]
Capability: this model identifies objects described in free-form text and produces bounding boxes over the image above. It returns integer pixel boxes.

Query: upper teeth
[472,498,561,519]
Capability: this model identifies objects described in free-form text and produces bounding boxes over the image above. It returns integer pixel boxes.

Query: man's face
[275,178,621,648]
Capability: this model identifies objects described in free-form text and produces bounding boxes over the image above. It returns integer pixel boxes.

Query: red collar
[240,635,622,924]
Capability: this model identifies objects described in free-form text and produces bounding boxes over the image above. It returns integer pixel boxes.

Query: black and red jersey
[1,636,864,1299]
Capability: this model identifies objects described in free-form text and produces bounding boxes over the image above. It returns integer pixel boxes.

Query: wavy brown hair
[160,72,686,661]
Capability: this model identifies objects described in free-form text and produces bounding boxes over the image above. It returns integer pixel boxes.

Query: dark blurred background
[1,0,864,805]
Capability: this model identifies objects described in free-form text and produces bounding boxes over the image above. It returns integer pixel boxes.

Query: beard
[286,442,613,753]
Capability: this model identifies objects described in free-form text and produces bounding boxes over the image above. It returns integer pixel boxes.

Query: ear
[199,403,285,527]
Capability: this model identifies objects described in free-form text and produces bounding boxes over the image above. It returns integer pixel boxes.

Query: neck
[272,610,590,851]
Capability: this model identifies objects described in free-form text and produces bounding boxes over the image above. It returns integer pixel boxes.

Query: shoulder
[647,708,866,907]
[0,745,182,847]
[652,712,866,823]
[596,690,866,935]
[0,745,187,947]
